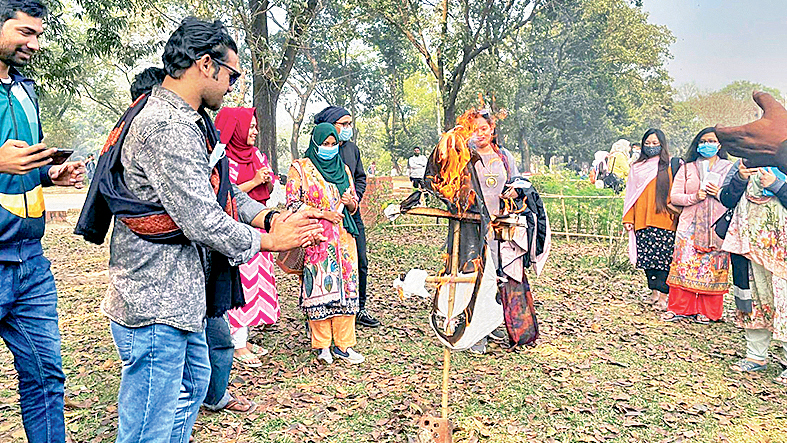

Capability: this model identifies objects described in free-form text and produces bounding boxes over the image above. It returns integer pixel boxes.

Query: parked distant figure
[408,146,428,189]
[367,161,377,177]
[85,153,96,183]
[629,142,641,164]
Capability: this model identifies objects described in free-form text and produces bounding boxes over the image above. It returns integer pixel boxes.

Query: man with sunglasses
[97,18,324,442]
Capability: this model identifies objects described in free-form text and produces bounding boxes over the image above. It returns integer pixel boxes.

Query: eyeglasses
[213,59,242,86]
[336,121,352,128]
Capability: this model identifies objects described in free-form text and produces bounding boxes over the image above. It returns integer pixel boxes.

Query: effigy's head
[426,110,481,212]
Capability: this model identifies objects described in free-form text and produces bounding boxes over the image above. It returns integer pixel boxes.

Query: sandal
[223,396,258,414]
[248,344,269,357]
[693,314,710,325]
[731,358,768,373]
[776,369,787,386]
[661,311,686,322]
[233,351,262,368]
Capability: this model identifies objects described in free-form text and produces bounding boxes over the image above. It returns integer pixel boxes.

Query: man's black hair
[0,0,47,24]
[130,66,166,101]
[162,17,238,79]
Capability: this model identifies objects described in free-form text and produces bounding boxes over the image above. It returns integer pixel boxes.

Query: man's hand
[716,91,787,170]
[0,140,55,174]
[49,161,86,188]
[265,210,326,251]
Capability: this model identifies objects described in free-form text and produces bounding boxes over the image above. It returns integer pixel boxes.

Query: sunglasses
[213,59,242,86]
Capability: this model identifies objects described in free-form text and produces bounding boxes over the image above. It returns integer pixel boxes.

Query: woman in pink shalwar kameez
[215,107,280,367]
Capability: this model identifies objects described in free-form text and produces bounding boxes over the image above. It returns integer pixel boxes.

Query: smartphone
[49,149,73,165]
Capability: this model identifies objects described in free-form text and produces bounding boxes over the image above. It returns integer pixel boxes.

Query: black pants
[644,269,669,294]
[410,177,424,189]
[353,212,369,310]
[731,253,750,290]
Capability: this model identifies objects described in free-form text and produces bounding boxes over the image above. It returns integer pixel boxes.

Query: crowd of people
[623,126,787,384]
[0,1,785,442]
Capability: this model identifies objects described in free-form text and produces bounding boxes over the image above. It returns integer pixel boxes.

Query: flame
[427,110,487,212]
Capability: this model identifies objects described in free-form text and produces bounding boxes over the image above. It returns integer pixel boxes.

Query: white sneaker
[333,346,365,364]
[316,348,333,365]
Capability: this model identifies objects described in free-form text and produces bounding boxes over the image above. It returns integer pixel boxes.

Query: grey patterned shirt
[101,86,266,332]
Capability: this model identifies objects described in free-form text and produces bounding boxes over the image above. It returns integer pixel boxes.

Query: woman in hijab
[214,107,279,368]
[285,123,363,364]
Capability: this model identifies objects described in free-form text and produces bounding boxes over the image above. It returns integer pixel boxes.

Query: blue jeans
[203,316,233,410]
[0,254,65,443]
[110,321,211,443]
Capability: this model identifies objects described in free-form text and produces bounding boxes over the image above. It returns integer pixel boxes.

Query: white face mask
[209,143,226,168]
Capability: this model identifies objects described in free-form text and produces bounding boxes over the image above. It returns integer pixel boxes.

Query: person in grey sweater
[101,18,324,442]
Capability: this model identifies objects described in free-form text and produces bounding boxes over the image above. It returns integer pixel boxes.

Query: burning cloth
[407,113,550,350]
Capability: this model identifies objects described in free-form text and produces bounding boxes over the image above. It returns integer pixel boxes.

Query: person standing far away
[92,17,325,443]
[408,146,428,190]
[85,153,96,183]
[0,1,86,441]
[314,106,381,328]
[629,142,641,164]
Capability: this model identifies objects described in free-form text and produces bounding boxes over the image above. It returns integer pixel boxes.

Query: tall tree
[240,0,322,173]
[363,0,542,131]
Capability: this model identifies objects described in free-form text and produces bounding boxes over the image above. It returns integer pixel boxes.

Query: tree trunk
[442,98,457,131]
[518,128,531,173]
[289,124,299,161]
[254,74,280,174]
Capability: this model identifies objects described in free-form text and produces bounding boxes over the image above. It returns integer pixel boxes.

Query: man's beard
[0,46,32,67]
[202,96,224,112]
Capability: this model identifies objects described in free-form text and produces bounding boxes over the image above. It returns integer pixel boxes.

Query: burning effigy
[399,109,551,441]
[400,109,551,352]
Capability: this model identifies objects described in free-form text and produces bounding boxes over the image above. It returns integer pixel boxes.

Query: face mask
[697,142,720,158]
[642,145,661,158]
[338,126,353,142]
[317,143,339,160]
[631,150,640,158]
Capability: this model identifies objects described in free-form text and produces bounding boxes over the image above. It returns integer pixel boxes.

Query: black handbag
[712,208,734,239]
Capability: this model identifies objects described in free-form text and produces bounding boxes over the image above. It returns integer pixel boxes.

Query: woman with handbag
[623,128,680,311]
[663,128,733,324]
[285,123,363,365]
[214,107,279,368]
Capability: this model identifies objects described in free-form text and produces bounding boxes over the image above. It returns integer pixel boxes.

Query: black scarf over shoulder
[75,94,245,318]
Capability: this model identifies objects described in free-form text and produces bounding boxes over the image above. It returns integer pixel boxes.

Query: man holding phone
[0,1,84,442]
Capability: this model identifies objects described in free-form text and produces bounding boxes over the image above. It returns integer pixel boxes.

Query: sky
[641,0,787,95]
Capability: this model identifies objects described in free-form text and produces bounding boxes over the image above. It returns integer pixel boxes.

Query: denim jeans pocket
[110,322,135,363]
